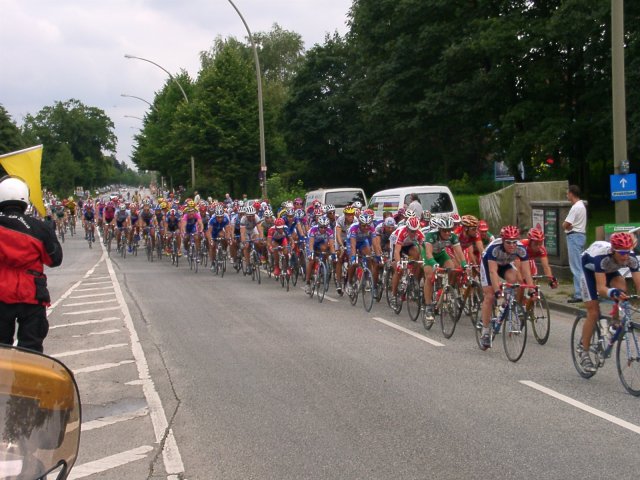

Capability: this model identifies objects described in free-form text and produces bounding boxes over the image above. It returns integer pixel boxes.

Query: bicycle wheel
[406,277,422,322]
[279,256,286,288]
[502,303,527,362]
[616,330,640,396]
[440,289,462,339]
[384,268,394,307]
[530,292,551,345]
[60,225,65,243]
[194,245,199,273]
[570,313,599,379]
[361,268,374,312]
[349,273,359,306]
[107,231,112,256]
[147,240,153,262]
[469,284,483,328]
[253,251,261,284]
[317,262,327,303]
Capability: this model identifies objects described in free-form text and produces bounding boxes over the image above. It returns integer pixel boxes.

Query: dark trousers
[0,302,49,353]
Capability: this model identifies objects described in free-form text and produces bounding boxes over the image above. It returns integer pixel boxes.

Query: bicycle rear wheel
[317,262,327,303]
[616,330,640,396]
[253,251,261,284]
[503,303,527,362]
[440,289,462,339]
[530,292,551,345]
[361,268,374,312]
[570,313,599,379]
[406,277,422,322]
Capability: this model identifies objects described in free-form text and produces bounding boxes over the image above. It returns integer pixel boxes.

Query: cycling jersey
[424,231,460,254]
[103,206,116,222]
[166,215,180,232]
[115,211,129,228]
[139,210,154,226]
[54,206,65,219]
[457,229,481,250]
[390,226,425,248]
[182,212,202,234]
[268,226,289,245]
[520,238,547,260]
[374,223,393,250]
[581,241,639,301]
[308,226,334,249]
[480,238,528,287]
[347,224,376,250]
[83,208,95,221]
[208,214,230,238]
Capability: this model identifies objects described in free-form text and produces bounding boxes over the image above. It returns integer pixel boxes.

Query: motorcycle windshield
[0,346,80,480]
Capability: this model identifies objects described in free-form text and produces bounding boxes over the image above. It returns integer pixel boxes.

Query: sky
[0,0,354,168]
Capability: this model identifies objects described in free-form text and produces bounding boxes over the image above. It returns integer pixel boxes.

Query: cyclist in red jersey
[519,228,558,288]
[455,215,484,265]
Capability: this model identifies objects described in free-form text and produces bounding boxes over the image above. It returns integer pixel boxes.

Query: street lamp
[121,93,155,110]
[124,54,196,189]
[227,0,267,199]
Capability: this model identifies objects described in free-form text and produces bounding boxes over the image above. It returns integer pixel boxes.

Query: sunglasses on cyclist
[615,249,632,256]
[504,240,518,246]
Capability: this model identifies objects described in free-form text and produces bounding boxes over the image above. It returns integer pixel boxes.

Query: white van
[305,188,367,216]
[368,186,458,220]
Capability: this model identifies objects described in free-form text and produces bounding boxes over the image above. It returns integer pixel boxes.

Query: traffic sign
[610,173,637,201]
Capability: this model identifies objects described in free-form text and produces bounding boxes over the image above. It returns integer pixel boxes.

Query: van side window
[325,191,365,208]
[403,193,453,213]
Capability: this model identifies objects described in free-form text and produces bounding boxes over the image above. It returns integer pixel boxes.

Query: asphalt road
[44,229,640,479]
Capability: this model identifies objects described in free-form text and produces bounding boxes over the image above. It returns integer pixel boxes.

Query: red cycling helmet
[478,220,489,232]
[407,217,420,231]
[527,228,545,242]
[500,225,520,240]
[274,218,285,228]
[610,232,634,251]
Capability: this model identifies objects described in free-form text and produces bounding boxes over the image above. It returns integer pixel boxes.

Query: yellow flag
[0,145,46,216]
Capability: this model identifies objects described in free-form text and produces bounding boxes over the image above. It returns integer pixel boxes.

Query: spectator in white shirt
[563,184,587,303]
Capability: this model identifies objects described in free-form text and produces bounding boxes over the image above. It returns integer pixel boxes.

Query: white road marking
[298,286,339,302]
[53,343,128,358]
[372,317,445,347]
[520,380,640,435]
[79,281,112,286]
[47,256,106,313]
[81,407,149,431]
[87,275,111,280]
[50,317,120,329]
[62,299,115,307]
[67,445,153,479]
[69,292,116,299]
[72,328,120,338]
[74,286,115,292]
[74,359,134,374]
[63,306,121,315]
[101,242,185,477]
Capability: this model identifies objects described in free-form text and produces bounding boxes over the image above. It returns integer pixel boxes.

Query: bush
[265,174,306,208]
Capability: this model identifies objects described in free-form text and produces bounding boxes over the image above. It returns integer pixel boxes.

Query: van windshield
[403,193,453,213]
[325,191,366,208]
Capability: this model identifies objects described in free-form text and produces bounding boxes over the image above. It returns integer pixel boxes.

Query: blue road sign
[610,173,637,201]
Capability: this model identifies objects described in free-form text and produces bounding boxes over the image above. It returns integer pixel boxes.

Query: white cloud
[0,0,352,167]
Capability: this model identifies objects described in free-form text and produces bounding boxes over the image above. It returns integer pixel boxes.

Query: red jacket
[0,207,63,306]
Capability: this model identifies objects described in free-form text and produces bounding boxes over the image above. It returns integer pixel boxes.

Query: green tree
[0,105,25,156]
[43,143,78,195]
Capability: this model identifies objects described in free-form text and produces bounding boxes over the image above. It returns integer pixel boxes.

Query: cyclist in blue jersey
[305,216,336,294]
[346,213,381,296]
[206,204,231,265]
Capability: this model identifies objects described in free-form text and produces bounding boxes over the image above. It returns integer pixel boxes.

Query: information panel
[543,209,559,257]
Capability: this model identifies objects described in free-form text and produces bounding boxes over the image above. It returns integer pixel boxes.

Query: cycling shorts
[480,262,514,288]
[580,268,621,302]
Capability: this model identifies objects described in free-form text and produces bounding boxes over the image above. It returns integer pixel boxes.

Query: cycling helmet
[343,207,355,215]
[430,215,454,231]
[422,210,432,221]
[461,215,479,228]
[214,205,225,216]
[237,200,245,207]
[527,228,545,242]
[364,208,375,216]
[405,209,417,219]
[610,232,634,251]
[245,205,256,215]
[260,201,268,210]
[294,209,306,219]
[313,200,322,207]
[238,206,247,214]
[407,217,420,231]
[160,202,168,209]
[358,213,372,225]
[478,220,489,232]
[119,204,126,211]
[285,201,294,209]
[274,218,285,228]
[169,208,177,215]
[450,213,461,224]
[325,204,336,213]
[352,201,363,209]
[285,208,294,216]
[384,217,397,227]
[317,216,330,227]
[107,201,115,208]
[143,198,151,205]
[263,209,274,218]
[500,225,520,240]
[313,207,323,217]
[186,200,195,209]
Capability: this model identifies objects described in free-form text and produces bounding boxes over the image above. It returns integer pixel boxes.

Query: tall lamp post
[121,93,155,110]
[124,54,196,189]
[227,0,267,199]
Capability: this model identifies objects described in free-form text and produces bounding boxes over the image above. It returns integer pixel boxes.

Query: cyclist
[520,228,558,286]
[577,232,640,372]
[389,216,425,309]
[478,220,495,247]
[421,216,468,323]
[180,204,204,258]
[83,200,96,242]
[66,196,77,225]
[478,225,534,350]
[52,201,67,236]
[139,200,157,252]
[267,218,290,278]
[345,213,381,295]
[206,204,231,265]
[335,206,357,294]
[456,215,484,266]
[114,204,131,251]
[164,208,182,256]
[305,216,336,294]
[373,216,397,257]
[240,205,263,274]
[102,201,117,243]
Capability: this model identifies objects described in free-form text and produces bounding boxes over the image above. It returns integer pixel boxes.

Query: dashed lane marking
[63,306,121,315]
[72,329,120,338]
[53,343,128,358]
[372,317,445,347]
[62,299,116,307]
[81,407,149,432]
[520,380,640,435]
[78,281,112,286]
[69,292,116,299]
[50,317,120,329]
[74,359,134,374]
[67,445,154,479]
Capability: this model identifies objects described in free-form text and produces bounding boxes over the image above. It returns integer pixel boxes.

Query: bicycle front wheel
[440,289,462,339]
[530,292,551,345]
[406,277,422,322]
[317,262,327,303]
[503,303,527,362]
[616,331,640,396]
[361,268,374,312]
[570,313,599,379]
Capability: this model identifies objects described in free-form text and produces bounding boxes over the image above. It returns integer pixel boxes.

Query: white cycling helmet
[0,176,30,210]
[430,215,454,231]
[245,205,256,215]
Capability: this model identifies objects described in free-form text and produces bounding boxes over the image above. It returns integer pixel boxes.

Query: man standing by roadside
[0,176,63,352]
[563,184,587,303]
